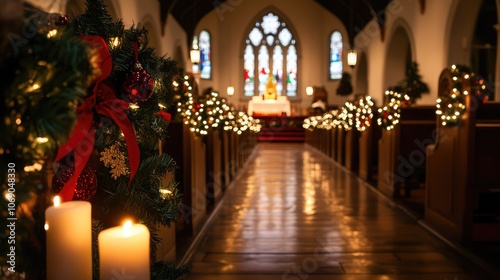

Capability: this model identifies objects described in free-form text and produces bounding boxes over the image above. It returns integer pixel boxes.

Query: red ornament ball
[52,164,98,201]
[56,15,70,26]
[124,62,154,103]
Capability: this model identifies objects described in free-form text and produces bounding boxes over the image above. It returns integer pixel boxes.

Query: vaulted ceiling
[159,0,393,46]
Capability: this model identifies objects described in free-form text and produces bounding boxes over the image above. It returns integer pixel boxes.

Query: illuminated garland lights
[175,78,259,135]
[320,110,340,130]
[435,65,469,127]
[175,75,194,121]
[355,96,375,132]
[174,76,210,135]
[303,97,375,132]
[302,115,323,131]
[339,101,356,131]
[377,90,409,131]
[221,104,261,135]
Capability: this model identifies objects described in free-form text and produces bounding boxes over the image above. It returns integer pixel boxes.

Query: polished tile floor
[184,143,495,279]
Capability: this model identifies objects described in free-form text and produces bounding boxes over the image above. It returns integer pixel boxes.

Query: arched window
[199,30,211,80]
[244,12,298,97]
[330,31,343,80]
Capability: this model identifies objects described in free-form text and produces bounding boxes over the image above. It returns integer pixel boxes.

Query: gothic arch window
[329,31,343,80]
[199,30,211,80]
[243,12,298,97]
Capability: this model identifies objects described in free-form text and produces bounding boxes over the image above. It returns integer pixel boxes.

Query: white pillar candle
[98,221,150,280]
[45,196,92,280]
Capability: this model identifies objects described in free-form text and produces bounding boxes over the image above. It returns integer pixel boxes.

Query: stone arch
[383,18,415,90]
[445,0,483,66]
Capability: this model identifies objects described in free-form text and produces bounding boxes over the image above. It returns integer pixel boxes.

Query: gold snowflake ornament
[100,143,129,179]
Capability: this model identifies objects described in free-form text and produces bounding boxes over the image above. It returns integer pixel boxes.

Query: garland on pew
[435,64,469,127]
[355,96,375,132]
[176,80,261,136]
[303,115,322,131]
[339,101,356,131]
[304,95,376,132]
[320,110,340,130]
[377,90,409,131]
[222,105,261,135]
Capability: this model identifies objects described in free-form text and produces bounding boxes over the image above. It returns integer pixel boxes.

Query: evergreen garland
[339,101,356,131]
[435,65,470,127]
[0,5,94,279]
[355,96,375,132]
[399,62,429,102]
[67,0,185,278]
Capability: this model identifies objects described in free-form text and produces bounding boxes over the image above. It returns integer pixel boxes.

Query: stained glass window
[287,45,297,96]
[243,12,299,97]
[258,45,269,94]
[330,31,343,80]
[199,30,211,79]
[273,46,283,95]
[244,45,255,96]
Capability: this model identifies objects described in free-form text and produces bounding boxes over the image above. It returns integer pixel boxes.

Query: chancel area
[2,0,500,279]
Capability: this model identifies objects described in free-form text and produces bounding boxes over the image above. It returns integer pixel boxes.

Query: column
[495,24,500,101]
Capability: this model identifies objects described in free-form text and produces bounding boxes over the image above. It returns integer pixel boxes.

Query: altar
[247,98,291,116]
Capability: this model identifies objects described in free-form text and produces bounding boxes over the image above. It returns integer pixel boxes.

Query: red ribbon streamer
[55,36,140,201]
[157,111,171,122]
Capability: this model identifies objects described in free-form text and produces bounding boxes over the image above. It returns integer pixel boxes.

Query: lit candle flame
[123,220,132,237]
[54,195,61,207]
[44,224,49,231]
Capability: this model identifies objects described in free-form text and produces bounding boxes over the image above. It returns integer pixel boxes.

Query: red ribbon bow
[55,36,140,201]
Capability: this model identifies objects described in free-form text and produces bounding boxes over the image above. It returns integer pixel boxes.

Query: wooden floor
[184,143,495,279]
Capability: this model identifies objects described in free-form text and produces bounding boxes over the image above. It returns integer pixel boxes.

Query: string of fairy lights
[435,64,468,127]
[176,77,261,136]
[355,96,375,131]
[303,96,375,132]
[376,90,408,131]
[304,64,481,133]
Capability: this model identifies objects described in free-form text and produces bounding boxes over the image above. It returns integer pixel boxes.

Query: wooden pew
[220,130,231,191]
[377,106,436,202]
[329,128,338,160]
[163,121,206,237]
[336,127,346,165]
[426,68,500,243]
[359,115,381,183]
[345,129,360,172]
[206,128,223,210]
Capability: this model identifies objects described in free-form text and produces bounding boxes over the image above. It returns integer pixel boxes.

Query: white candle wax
[45,197,92,280]
[98,221,150,280]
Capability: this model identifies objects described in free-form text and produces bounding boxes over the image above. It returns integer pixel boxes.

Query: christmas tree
[1,0,186,279]
[399,61,429,102]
